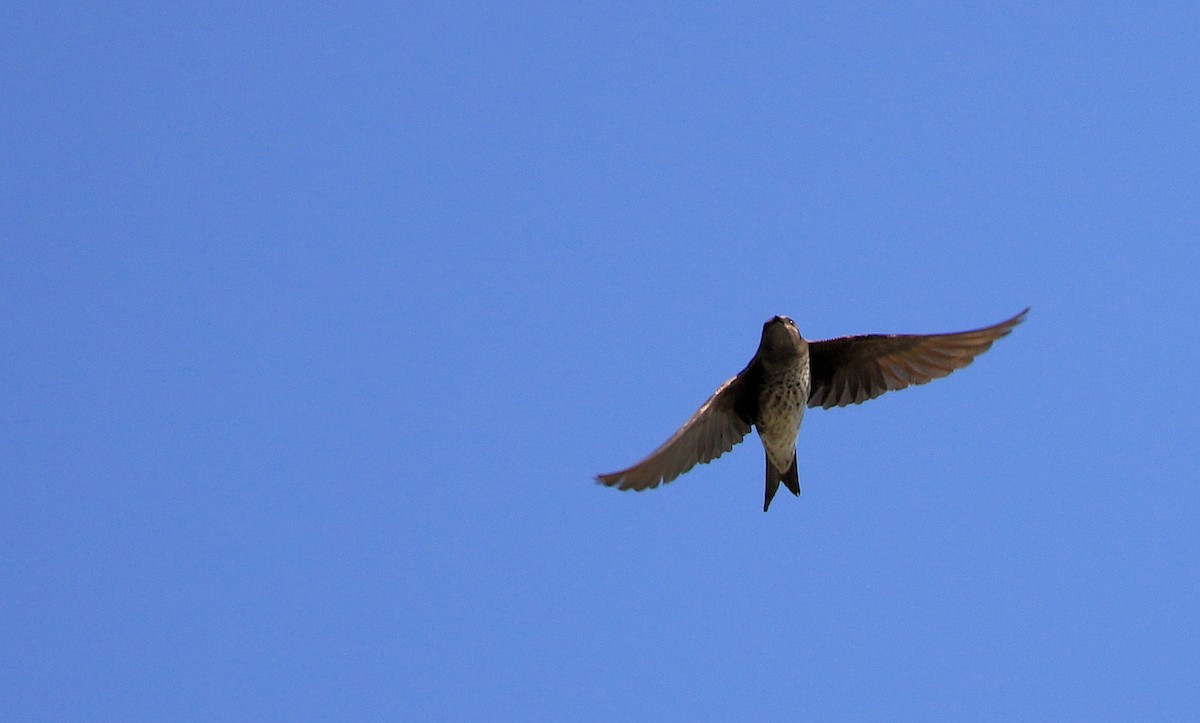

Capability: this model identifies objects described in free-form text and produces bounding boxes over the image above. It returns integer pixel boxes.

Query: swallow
[596,308,1028,510]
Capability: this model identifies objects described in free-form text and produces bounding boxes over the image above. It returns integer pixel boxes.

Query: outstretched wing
[596,369,757,491]
[807,308,1028,409]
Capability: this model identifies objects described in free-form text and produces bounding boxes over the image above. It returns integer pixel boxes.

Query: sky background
[3,2,1199,720]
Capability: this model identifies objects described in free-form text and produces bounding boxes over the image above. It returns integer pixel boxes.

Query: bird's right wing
[596,370,755,491]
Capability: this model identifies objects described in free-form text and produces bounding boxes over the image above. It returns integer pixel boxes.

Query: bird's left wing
[596,368,756,491]
[807,308,1028,409]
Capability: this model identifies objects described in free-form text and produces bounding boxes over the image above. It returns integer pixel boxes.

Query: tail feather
[763,451,801,512]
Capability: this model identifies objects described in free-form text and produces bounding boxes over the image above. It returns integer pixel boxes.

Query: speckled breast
[755,359,811,471]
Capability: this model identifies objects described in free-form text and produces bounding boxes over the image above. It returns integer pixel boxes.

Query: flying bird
[596,308,1028,511]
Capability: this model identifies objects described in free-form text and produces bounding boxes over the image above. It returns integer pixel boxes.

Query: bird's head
[759,315,804,360]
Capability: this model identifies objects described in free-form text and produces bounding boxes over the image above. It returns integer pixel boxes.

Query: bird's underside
[596,308,1028,510]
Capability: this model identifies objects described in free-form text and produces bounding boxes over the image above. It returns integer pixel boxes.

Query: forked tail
[764,451,801,512]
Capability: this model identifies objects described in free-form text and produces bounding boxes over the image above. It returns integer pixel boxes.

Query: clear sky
[4,2,1198,720]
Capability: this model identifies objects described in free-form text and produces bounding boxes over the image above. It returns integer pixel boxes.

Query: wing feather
[596,370,755,491]
[807,309,1028,410]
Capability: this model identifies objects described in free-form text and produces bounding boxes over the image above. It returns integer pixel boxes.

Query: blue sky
[3,2,1198,720]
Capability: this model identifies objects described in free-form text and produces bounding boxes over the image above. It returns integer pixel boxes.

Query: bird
[596,308,1028,511]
